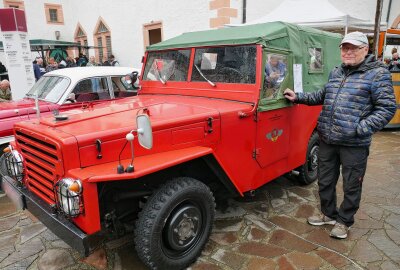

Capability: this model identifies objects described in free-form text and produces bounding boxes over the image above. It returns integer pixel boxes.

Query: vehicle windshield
[25,76,71,103]
[143,49,191,82]
[191,45,257,84]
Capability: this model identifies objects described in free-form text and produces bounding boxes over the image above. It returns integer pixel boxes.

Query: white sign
[293,64,303,93]
[0,9,35,101]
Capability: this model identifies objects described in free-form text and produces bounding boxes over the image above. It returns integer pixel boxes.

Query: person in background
[36,57,46,77]
[265,55,286,88]
[109,55,120,66]
[65,56,77,68]
[77,53,88,67]
[102,56,111,66]
[388,52,400,71]
[33,59,42,81]
[284,31,396,239]
[87,56,100,66]
[0,61,7,80]
[45,57,58,72]
[58,58,67,69]
[0,79,12,102]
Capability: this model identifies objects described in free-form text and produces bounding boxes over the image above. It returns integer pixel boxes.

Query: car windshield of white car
[26,76,71,103]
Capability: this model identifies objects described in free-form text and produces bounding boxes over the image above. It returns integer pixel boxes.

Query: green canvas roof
[147,21,341,51]
[29,39,80,47]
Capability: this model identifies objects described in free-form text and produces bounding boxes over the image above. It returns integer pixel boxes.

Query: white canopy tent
[243,0,385,34]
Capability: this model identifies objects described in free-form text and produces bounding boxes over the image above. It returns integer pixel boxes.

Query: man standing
[87,56,100,66]
[109,55,120,66]
[33,57,44,81]
[284,32,396,239]
[0,79,12,101]
[388,52,400,71]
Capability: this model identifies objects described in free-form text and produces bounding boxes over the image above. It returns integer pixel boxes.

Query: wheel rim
[162,201,204,258]
[307,144,319,176]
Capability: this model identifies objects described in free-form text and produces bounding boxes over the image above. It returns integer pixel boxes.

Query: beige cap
[340,31,368,46]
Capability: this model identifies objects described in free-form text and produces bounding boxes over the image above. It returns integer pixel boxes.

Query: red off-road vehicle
[1,22,341,269]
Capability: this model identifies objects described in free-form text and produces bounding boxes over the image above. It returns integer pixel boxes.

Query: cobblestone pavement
[0,130,399,270]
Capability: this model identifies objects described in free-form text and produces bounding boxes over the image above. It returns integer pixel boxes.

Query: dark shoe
[307,213,336,226]
[330,223,349,239]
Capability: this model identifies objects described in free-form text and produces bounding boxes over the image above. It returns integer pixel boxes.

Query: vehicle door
[58,77,111,113]
[255,49,293,168]
[73,77,111,102]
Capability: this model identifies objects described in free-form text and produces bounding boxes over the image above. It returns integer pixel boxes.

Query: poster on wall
[0,8,35,100]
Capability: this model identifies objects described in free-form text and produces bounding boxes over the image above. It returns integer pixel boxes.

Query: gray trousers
[318,140,369,227]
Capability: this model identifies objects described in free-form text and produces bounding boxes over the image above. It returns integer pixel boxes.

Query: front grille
[15,130,63,205]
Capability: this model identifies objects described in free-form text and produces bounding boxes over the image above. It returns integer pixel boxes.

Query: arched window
[74,23,87,56]
[94,17,112,64]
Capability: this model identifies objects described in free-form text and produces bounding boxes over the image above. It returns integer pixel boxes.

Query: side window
[120,76,135,90]
[72,77,110,102]
[308,48,323,73]
[263,54,288,100]
[111,76,137,98]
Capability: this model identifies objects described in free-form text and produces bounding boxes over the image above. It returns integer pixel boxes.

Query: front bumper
[1,175,103,256]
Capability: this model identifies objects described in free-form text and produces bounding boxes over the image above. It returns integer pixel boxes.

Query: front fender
[67,146,214,182]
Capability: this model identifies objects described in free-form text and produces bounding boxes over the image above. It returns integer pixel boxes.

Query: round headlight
[3,149,24,182]
[56,178,83,217]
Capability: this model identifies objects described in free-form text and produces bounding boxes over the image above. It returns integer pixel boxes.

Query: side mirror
[136,114,153,149]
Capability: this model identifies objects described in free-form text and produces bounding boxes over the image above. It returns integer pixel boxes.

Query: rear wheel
[134,177,215,270]
[295,132,319,185]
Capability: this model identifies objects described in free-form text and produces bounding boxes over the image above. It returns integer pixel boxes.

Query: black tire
[296,132,320,185]
[134,177,215,270]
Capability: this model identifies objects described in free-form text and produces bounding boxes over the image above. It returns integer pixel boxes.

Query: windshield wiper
[194,64,216,87]
[154,60,166,85]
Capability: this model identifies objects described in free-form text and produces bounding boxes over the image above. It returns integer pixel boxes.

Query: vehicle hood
[36,95,222,146]
[0,98,51,119]
[15,94,252,169]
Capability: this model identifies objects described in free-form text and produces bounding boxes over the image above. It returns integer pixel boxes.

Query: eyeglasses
[340,46,366,53]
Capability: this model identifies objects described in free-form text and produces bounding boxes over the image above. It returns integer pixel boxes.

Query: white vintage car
[0,66,140,153]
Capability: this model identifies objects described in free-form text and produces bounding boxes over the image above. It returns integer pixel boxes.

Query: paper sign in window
[293,64,303,93]
[201,53,217,70]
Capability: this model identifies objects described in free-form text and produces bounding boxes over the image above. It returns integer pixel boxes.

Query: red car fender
[67,146,215,183]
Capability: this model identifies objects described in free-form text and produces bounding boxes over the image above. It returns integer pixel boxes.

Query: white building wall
[63,0,210,68]
[1,0,400,69]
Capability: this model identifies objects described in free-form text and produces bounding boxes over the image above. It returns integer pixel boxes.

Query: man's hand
[283,88,296,102]
[270,72,280,80]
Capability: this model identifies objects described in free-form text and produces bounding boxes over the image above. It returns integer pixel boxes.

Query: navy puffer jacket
[296,55,396,146]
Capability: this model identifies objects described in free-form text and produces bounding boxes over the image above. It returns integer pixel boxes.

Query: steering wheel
[65,98,76,103]
[218,67,243,83]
